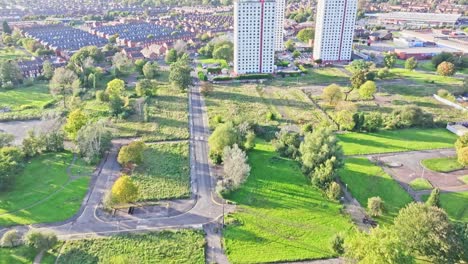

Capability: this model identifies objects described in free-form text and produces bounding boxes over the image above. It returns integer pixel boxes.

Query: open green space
[270,67,349,87]
[0,152,93,226]
[223,142,354,263]
[339,157,413,224]
[409,178,433,191]
[421,156,464,172]
[389,68,463,86]
[110,83,189,141]
[0,47,29,62]
[198,58,228,68]
[0,245,58,264]
[337,128,457,156]
[423,191,468,222]
[0,83,56,121]
[132,142,189,201]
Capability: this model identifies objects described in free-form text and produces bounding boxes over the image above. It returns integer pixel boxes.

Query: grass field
[337,128,457,156]
[0,47,29,61]
[389,68,463,86]
[56,231,205,263]
[0,245,59,264]
[339,157,413,224]
[270,67,349,86]
[198,58,229,68]
[421,157,464,172]
[423,191,468,222]
[132,142,190,201]
[0,152,93,226]
[0,83,56,121]
[223,142,355,263]
[409,178,433,191]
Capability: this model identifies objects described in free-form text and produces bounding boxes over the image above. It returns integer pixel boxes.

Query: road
[0,85,228,243]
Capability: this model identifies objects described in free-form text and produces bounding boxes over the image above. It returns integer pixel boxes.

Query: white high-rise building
[234,0,276,74]
[313,0,357,62]
[274,0,286,51]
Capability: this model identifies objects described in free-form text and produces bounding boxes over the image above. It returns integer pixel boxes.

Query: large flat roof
[394,47,460,54]
[372,12,461,23]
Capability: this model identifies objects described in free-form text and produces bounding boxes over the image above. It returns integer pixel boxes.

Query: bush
[273,129,301,159]
[385,106,433,129]
[25,230,57,250]
[1,229,22,247]
[213,115,223,124]
[212,76,233,81]
[96,90,109,102]
[437,61,456,76]
[322,84,343,105]
[326,182,341,200]
[331,234,345,255]
[368,196,384,217]
[237,74,273,80]
[437,89,456,102]
[197,71,208,81]
[359,80,377,100]
[118,141,146,167]
[111,175,139,204]
[208,122,241,164]
[362,112,383,132]
[266,111,276,121]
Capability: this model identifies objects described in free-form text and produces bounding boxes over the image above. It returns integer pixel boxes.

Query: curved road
[1,85,227,241]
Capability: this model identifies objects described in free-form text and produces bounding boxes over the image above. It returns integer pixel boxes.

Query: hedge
[198,71,208,81]
[207,67,222,73]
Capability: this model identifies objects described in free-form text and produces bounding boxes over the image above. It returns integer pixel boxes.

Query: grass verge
[223,141,355,263]
[409,178,433,191]
[421,156,464,172]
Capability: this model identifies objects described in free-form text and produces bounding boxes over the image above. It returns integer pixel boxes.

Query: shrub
[213,115,223,124]
[111,175,139,204]
[117,141,146,167]
[331,234,345,255]
[457,147,468,166]
[200,82,214,96]
[207,67,222,74]
[437,89,456,102]
[362,112,383,132]
[273,129,301,159]
[385,106,433,129]
[335,110,355,131]
[197,71,208,81]
[208,122,241,164]
[266,111,276,121]
[322,84,343,105]
[1,229,22,247]
[326,181,341,200]
[437,61,456,76]
[96,90,109,102]
[302,123,313,134]
[368,196,384,217]
[25,230,57,250]
[359,80,377,99]
[237,74,273,80]
[212,76,233,81]
[426,188,441,207]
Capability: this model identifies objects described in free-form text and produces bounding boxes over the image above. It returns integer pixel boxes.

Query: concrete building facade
[274,0,286,51]
[234,0,276,74]
[313,0,357,62]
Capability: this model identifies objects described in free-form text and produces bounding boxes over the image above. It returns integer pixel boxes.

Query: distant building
[274,0,286,51]
[372,12,461,27]
[234,0,276,74]
[313,0,358,63]
[394,47,462,60]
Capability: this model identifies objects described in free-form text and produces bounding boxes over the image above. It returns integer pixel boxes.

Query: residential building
[313,0,358,62]
[234,0,276,74]
[274,0,286,51]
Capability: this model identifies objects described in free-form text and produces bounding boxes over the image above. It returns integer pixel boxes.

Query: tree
[25,230,57,251]
[42,60,54,80]
[385,106,433,129]
[426,188,441,207]
[394,203,457,262]
[106,78,125,97]
[326,182,341,200]
[273,129,301,159]
[296,28,315,43]
[345,228,415,264]
[368,196,384,216]
[0,132,14,147]
[377,68,390,79]
[165,48,178,64]
[64,109,88,140]
[213,43,234,62]
[134,59,147,74]
[405,57,418,71]
[50,67,78,108]
[0,147,23,191]
[111,175,139,204]
[458,147,468,166]
[437,61,456,76]
[349,60,373,73]
[222,144,250,191]
[118,141,146,167]
[76,120,112,164]
[322,84,343,105]
[292,50,301,59]
[2,21,11,34]
[347,70,367,100]
[335,110,355,131]
[169,54,192,91]
[285,39,295,52]
[142,61,159,79]
[1,229,21,247]
[0,61,22,86]
[383,53,397,68]
[362,112,383,132]
[432,52,454,68]
[330,234,345,255]
[135,79,154,97]
[359,80,377,99]
[111,52,132,76]
[208,122,240,164]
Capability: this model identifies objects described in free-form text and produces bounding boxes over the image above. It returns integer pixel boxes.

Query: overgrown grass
[423,191,468,222]
[337,128,457,156]
[198,58,229,68]
[270,67,349,87]
[56,231,205,264]
[132,142,190,201]
[0,83,56,121]
[0,244,61,264]
[389,68,463,86]
[0,47,29,61]
[421,157,464,172]
[223,141,355,263]
[0,152,93,226]
[409,178,433,191]
[339,157,413,224]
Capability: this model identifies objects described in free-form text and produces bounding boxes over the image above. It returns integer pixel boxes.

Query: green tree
[296,28,315,43]
[117,141,146,167]
[42,60,54,80]
[1,229,21,247]
[50,67,78,108]
[208,122,240,164]
[135,79,154,97]
[213,43,234,62]
[405,57,418,71]
[169,54,192,91]
[76,120,112,164]
[0,61,22,86]
[111,52,132,76]
[326,182,341,200]
[432,52,454,68]
[134,58,147,74]
[437,61,456,76]
[292,50,301,58]
[2,21,11,34]
[0,132,14,147]
[368,196,384,216]
[383,53,397,68]
[111,175,139,204]
[25,230,57,251]
[64,109,88,140]
[165,48,178,64]
[106,78,125,96]
[285,39,295,52]
[426,188,441,207]
[347,70,367,101]
[335,110,355,131]
[457,146,468,166]
[359,80,377,99]
[0,147,23,190]
[142,61,159,79]
[322,84,343,105]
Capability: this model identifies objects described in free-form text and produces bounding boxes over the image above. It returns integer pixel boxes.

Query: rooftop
[371,12,461,23]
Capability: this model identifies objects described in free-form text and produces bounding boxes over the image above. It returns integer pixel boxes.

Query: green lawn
[337,128,457,156]
[198,58,229,68]
[409,178,433,191]
[56,231,205,264]
[132,142,190,201]
[423,191,468,222]
[0,245,60,264]
[0,83,56,121]
[421,156,464,172]
[0,152,93,226]
[0,47,29,62]
[339,157,413,224]
[223,142,355,263]
[389,68,463,86]
[459,175,468,184]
